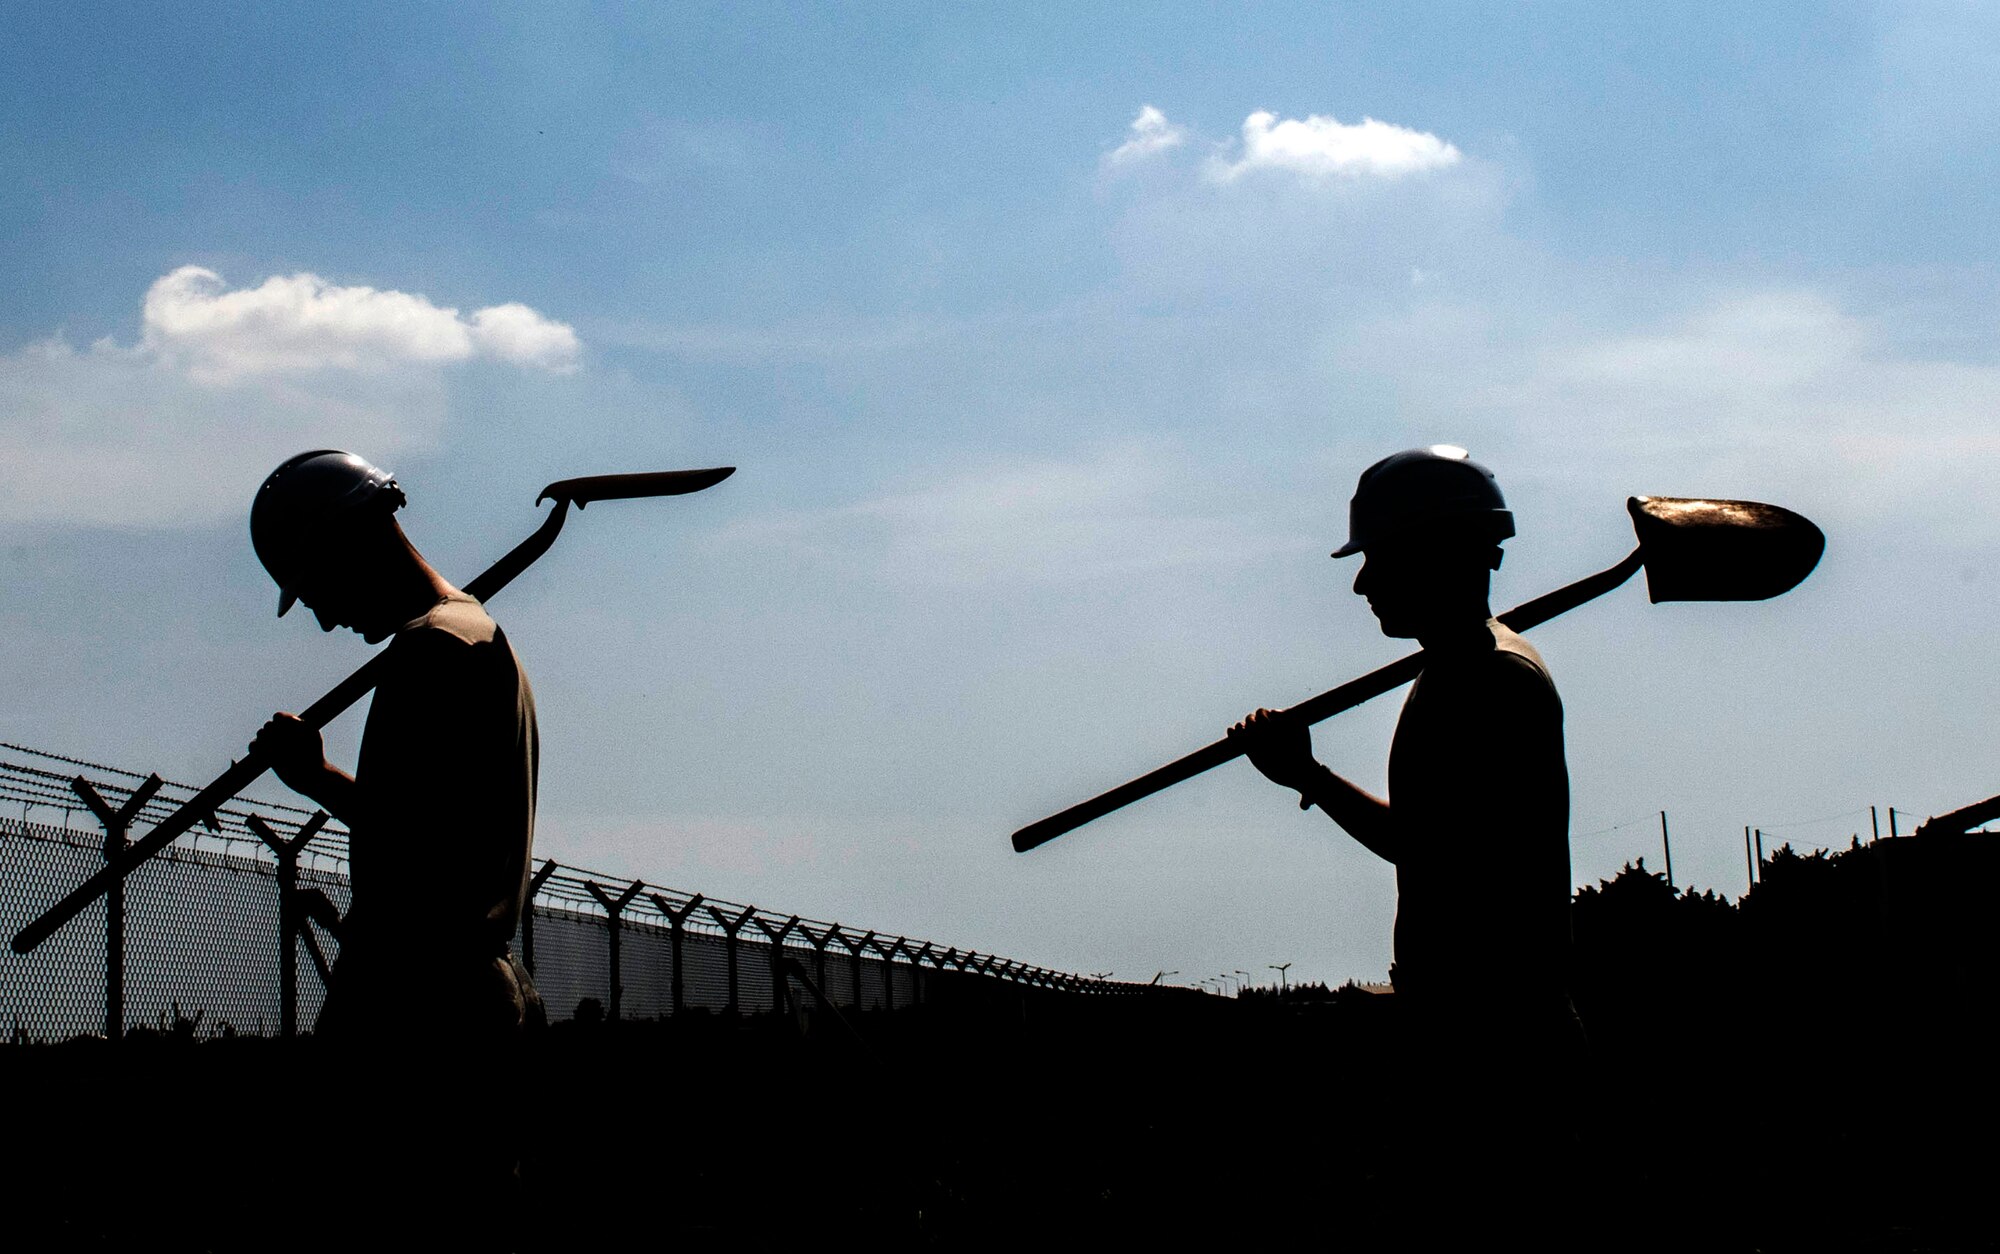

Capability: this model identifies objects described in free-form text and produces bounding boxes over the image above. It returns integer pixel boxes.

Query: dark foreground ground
[3,975,1993,1252]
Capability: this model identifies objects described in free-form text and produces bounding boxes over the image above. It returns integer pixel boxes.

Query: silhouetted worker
[247,449,541,1242]
[1230,446,1581,1233]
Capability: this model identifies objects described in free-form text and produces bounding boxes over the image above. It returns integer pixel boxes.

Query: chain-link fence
[2,744,1137,1042]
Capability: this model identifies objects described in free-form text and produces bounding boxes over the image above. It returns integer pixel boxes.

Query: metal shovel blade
[539,466,735,507]
[1630,496,1825,603]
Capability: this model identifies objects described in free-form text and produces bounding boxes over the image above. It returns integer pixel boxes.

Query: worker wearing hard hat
[1230,445,1579,1233]
[248,449,541,1240]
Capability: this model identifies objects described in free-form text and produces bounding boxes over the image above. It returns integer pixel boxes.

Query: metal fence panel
[1,821,108,1041]
[3,744,1140,1041]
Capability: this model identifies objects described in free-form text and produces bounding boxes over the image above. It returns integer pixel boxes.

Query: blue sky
[5,3,1998,987]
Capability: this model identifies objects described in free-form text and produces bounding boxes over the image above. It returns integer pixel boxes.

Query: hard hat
[1331,444,1514,558]
[250,450,406,616]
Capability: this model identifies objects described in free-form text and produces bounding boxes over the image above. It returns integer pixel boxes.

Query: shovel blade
[538,466,735,507]
[1629,496,1825,603]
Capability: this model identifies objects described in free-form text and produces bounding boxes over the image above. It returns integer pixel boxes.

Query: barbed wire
[0,740,1122,991]
[0,741,335,820]
[1746,806,1873,832]
[0,748,350,868]
[1573,812,1663,840]
[0,740,158,779]
[1580,800,1966,847]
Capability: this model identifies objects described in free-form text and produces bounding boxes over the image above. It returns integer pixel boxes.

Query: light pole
[1150,970,1179,986]
[1268,962,1291,993]
[1234,970,1251,998]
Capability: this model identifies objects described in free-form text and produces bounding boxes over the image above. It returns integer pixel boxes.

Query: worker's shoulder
[1489,621,1549,676]
[398,594,499,652]
[1415,622,1556,702]
[1481,622,1559,699]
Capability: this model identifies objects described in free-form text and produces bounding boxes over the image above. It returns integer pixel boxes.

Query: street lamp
[1268,962,1291,993]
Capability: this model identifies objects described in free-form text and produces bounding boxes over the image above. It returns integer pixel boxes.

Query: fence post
[753,915,800,1014]
[802,924,835,1002]
[649,893,704,1015]
[247,810,330,1039]
[521,860,558,977]
[71,774,162,1041]
[818,925,842,1005]
[705,903,757,1015]
[584,878,644,1022]
[837,929,874,1008]
[873,937,906,1011]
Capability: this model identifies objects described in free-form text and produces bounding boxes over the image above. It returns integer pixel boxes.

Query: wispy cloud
[597,313,965,363]
[609,114,775,184]
[1208,109,1461,182]
[1374,288,2000,537]
[0,267,582,527]
[1103,105,1187,168]
[723,446,1318,588]
[143,266,579,382]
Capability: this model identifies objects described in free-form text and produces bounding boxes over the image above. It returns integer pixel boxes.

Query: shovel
[1011,496,1825,853]
[12,466,735,955]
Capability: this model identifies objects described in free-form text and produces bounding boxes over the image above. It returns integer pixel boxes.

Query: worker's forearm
[289,763,362,828]
[1298,765,1397,863]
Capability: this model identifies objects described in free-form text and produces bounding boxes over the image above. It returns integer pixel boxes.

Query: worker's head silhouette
[1333,446,1511,640]
[251,450,429,640]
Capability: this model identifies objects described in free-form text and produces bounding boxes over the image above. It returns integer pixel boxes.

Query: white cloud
[141,266,579,382]
[1208,109,1461,182]
[1104,105,1187,168]
[0,267,582,527]
[469,302,583,370]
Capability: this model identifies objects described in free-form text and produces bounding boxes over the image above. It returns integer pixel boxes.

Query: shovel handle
[1010,548,1644,853]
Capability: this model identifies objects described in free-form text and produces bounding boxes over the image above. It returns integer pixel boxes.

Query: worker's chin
[1368,607,1420,639]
